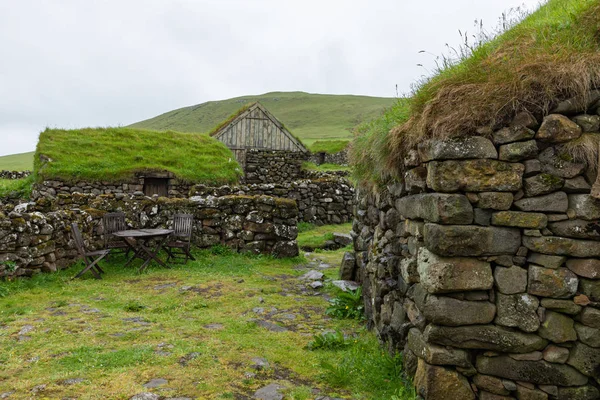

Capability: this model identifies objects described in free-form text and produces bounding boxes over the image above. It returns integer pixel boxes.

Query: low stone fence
[349,103,600,397]
[0,170,31,180]
[309,149,348,166]
[190,177,354,225]
[0,193,299,278]
[245,149,307,184]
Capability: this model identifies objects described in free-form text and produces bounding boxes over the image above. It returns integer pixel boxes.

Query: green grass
[353,0,600,185]
[34,127,242,185]
[302,162,351,173]
[0,245,414,399]
[309,140,350,154]
[297,223,352,251]
[350,99,411,185]
[129,92,395,146]
[0,177,34,199]
[0,151,34,171]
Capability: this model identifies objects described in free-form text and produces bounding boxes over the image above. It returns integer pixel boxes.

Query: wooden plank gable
[213,102,308,153]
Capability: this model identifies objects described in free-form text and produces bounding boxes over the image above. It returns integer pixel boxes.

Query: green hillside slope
[0,151,34,171]
[129,92,395,145]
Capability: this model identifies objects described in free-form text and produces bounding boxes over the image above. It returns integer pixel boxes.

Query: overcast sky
[0,0,543,157]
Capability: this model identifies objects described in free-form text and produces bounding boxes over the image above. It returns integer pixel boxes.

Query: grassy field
[35,127,242,185]
[0,242,415,399]
[297,223,353,251]
[0,152,34,171]
[129,92,395,146]
[308,140,349,154]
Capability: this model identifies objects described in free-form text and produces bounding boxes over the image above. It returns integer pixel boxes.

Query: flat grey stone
[254,383,286,400]
[523,236,600,258]
[418,248,492,293]
[496,293,540,332]
[254,320,288,332]
[331,280,360,292]
[476,355,588,386]
[424,324,547,353]
[514,191,568,213]
[143,378,168,388]
[18,325,34,335]
[418,137,498,162]
[332,233,352,246]
[396,193,473,225]
[421,295,495,326]
[130,394,160,400]
[424,224,521,256]
[251,357,270,370]
[299,270,323,281]
[309,281,323,289]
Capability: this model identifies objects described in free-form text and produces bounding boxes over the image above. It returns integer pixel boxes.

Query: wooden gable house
[210,102,308,167]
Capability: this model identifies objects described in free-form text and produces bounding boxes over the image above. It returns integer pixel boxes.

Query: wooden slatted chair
[163,214,196,264]
[71,222,110,279]
[103,212,130,255]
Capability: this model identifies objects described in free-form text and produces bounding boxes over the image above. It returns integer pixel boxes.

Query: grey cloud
[0,0,541,156]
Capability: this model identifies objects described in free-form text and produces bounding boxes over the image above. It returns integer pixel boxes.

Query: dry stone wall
[190,178,354,225]
[0,170,31,180]
[0,193,299,278]
[350,104,600,399]
[244,149,307,184]
[309,149,349,166]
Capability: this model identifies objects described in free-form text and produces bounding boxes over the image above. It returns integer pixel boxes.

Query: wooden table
[112,229,174,272]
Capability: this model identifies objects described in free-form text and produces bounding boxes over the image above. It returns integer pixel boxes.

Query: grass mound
[353,0,600,184]
[309,140,350,154]
[34,127,242,184]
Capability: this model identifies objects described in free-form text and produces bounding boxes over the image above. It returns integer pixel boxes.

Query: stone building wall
[0,170,31,180]
[32,178,193,199]
[244,149,307,184]
[349,102,600,398]
[0,193,299,278]
[190,177,354,225]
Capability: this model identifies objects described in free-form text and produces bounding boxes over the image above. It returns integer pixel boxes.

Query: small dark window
[143,178,169,197]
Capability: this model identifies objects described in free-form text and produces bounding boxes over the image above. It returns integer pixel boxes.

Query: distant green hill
[0,151,34,171]
[129,91,396,146]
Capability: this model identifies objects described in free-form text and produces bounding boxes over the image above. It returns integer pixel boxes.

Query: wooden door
[143,178,169,197]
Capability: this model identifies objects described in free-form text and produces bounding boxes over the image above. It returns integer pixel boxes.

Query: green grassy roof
[352,0,600,185]
[309,140,350,154]
[34,127,242,185]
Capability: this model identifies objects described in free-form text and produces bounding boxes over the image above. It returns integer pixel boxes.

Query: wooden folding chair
[102,212,130,255]
[163,214,196,264]
[71,222,110,279]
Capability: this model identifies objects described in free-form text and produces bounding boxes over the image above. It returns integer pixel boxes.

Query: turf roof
[352,0,600,184]
[34,127,242,185]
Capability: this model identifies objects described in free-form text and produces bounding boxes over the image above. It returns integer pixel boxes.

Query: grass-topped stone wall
[351,0,600,187]
[32,127,242,198]
[347,1,600,398]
